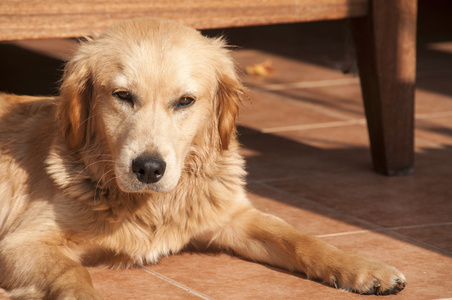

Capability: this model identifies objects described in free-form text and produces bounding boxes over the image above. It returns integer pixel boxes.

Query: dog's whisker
[67,159,116,190]
[94,169,115,192]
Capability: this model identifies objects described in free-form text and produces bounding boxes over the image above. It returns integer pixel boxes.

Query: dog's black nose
[132,155,166,184]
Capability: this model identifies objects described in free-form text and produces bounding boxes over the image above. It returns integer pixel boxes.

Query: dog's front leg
[0,236,101,299]
[209,207,406,295]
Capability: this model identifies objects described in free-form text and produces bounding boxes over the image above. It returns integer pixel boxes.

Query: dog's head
[58,18,244,193]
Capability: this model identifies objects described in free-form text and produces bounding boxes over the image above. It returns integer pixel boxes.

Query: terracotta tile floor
[1,2,452,299]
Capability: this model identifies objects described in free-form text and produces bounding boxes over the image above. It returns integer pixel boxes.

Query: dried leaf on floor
[245,60,275,76]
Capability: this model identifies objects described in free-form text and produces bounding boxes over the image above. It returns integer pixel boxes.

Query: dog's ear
[216,63,245,152]
[58,51,93,152]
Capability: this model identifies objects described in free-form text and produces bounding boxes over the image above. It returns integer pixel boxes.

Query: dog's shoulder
[0,93,57,116]
[0,94,59,146]
[0,93,59,167]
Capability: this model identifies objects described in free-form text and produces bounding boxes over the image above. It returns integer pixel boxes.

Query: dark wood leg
[351,0,417,176]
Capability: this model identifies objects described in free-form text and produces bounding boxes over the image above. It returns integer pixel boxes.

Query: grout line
[250,180,452,256]
[248,77,360,91]
[316,222,452,238]
[140,267,214,300]
[415,136,448,149]
[415,111,452,119]
[261,119,366,133]
[388,222,452,231]
[257,110,452,134]
[251,176,302,183]
[316,230,371,238]
[246,68,452,93]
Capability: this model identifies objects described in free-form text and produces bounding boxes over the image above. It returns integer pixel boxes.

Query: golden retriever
[0,18,406,299]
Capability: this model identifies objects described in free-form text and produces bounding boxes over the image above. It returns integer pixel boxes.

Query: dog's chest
[88,199,211,264]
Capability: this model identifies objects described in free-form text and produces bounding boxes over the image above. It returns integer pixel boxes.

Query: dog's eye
[177,96,195,108]
[113,90,134,105]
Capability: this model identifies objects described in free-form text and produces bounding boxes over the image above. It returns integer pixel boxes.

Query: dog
[0,18,406,299]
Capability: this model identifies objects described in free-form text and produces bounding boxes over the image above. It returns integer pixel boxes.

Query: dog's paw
[329,254,407,295]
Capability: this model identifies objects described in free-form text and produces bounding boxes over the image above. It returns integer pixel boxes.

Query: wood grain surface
[1,0,368,41]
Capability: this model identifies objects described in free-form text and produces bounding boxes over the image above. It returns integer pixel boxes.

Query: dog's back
[0,93,58,239]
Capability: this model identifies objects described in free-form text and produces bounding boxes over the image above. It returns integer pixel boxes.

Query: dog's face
[58,18,243,193]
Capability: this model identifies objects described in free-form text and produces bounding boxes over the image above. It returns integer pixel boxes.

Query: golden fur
[0,18,406,299]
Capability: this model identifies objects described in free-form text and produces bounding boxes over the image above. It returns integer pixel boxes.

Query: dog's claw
[378,277,406,295]
[332,276,339,289]
[361,280,381,295]
[393,278,406,294]
[373,280,381,295]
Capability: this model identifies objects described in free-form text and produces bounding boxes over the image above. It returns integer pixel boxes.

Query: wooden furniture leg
[351,0,417,176]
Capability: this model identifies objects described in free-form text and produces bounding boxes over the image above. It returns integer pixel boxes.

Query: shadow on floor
[0,43,63,96]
